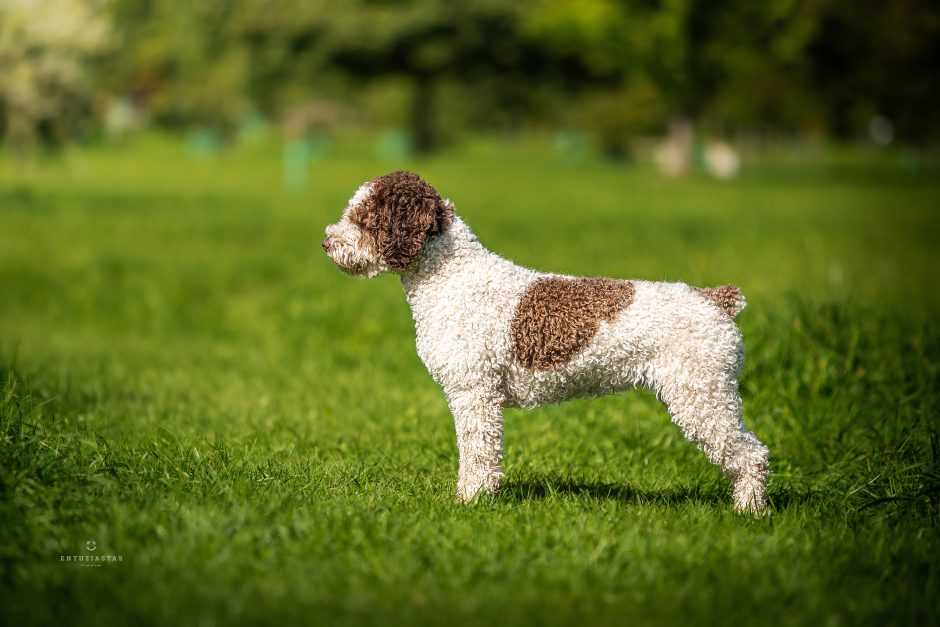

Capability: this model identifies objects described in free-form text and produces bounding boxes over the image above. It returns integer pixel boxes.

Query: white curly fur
[325,181,770,513]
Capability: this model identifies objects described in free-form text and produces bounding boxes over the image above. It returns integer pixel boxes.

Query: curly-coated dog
[323,171,770,513]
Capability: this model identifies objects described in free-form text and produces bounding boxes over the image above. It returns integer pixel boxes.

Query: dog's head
[322,171,453,277]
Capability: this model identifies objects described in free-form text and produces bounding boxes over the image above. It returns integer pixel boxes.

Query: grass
[1,133,938,626]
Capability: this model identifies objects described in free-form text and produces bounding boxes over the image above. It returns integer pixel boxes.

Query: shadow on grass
[501,476,726,507]
[500,476,837,513]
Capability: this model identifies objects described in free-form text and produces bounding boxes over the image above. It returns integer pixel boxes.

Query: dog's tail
[694,285,746,318]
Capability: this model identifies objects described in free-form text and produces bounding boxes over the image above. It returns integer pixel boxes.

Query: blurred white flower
[0,0,113,152]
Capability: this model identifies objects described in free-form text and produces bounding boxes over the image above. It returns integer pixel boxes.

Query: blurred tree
[525,0,672,154]
[675,0,825,133]
[808,0,940,143]
[105,0,250,131]
[30,0,940,150]
[232,0,615,153]
[0,0,112,153]
[530,0,940,144]
[657,0,940,141]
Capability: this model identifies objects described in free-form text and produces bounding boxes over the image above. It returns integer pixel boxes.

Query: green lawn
[1,134,938,626]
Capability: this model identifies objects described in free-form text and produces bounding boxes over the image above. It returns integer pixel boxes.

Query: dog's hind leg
[446,389,505,502]
[654,350,770,513]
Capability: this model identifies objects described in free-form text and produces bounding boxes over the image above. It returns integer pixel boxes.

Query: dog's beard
[327,244,386,278]
[336,261,369,277]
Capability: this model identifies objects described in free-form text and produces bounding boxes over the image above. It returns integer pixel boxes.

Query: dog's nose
[321,238,333,252]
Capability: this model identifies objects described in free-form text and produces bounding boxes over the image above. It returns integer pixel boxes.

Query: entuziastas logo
[59,539,123,567]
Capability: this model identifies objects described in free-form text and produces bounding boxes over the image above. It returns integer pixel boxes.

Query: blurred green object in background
[376,130,413,161]
[238,113,269,143]
[282,138,312,193]
[185,128,224,157]
[554,130,590,164]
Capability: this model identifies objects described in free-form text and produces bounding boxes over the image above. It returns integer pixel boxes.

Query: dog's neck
[400,215,489,298]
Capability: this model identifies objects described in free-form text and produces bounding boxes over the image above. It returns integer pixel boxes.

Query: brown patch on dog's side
[511,277,635,371]
[693,285,745,318]
[349,171,453,271]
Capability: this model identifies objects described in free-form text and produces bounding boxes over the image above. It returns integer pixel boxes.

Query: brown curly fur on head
[349,171,453,271]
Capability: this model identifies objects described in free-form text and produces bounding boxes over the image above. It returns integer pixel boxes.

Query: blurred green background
[1,2,939,627]
[2,0,940,159]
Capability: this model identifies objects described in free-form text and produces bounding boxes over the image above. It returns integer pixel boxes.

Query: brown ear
[352,171,452,271]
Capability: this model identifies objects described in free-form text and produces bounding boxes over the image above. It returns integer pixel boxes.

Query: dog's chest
[405,260,534,387]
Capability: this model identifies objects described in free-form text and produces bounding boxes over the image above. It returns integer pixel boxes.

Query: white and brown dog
[323,171,770,513]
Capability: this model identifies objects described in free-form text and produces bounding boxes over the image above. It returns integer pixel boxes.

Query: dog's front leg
[447,390,504,502]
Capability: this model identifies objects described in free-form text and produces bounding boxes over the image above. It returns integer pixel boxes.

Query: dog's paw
[733,479,768,515]
[456,473,502,503]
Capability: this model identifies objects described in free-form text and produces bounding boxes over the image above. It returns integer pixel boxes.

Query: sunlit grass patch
[1,136,938,626]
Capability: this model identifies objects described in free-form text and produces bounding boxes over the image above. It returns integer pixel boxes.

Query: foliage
[105,0,252,131]
[226,0,613,151]
[0,0,112,152]
[0,136,938,625]
[89,0,940,152]
[3,1,940,152]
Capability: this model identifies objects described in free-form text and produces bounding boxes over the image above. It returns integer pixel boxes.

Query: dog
[323,171,769,513]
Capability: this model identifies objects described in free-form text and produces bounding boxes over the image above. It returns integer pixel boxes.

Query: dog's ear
[353,171,452,271]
